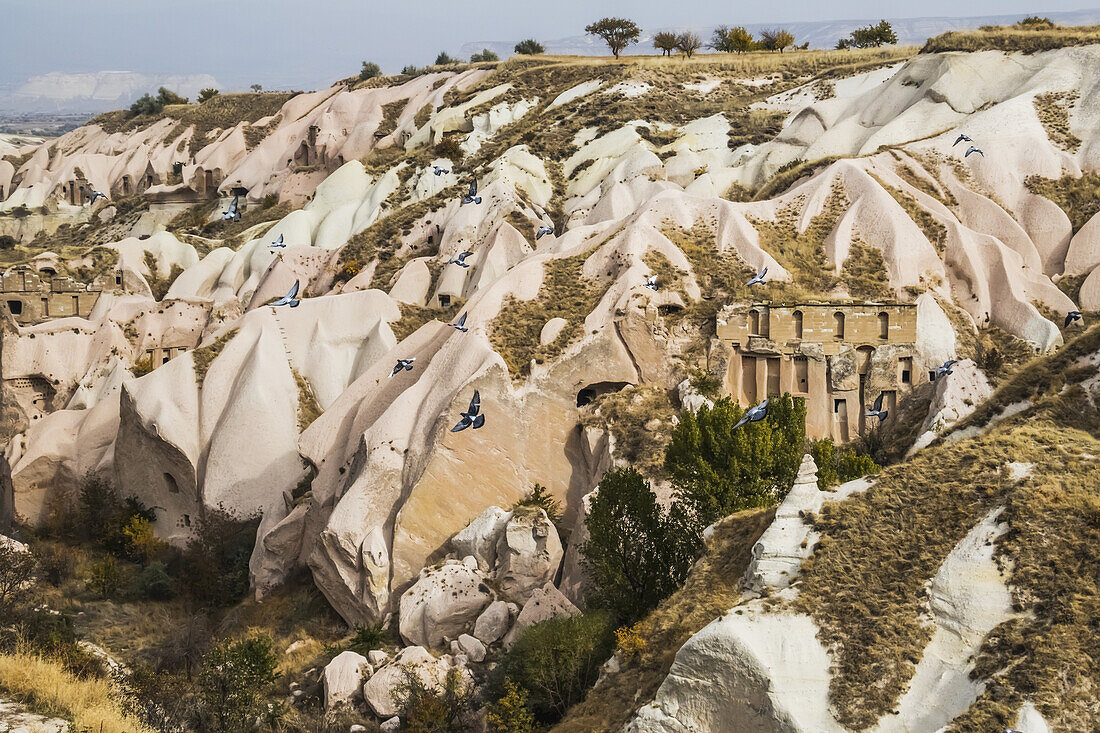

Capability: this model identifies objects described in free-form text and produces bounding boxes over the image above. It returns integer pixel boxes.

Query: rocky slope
[1,39,1098,730]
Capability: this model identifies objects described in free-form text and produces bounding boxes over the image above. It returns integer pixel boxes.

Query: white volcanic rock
[473,600,515,645]
[362,646,463,718]
[909,359,992,455]
[322,650,371,709]
[493,507,564,602]
[456,634,486,662]
[502,582,579,649]
[398,560,494,649]
[452,506,511,572]
[676,379,714,414]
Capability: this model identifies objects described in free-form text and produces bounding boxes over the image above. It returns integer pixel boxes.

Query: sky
[1,0,1097,92]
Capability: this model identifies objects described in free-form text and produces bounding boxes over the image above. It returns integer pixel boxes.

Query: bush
[392,666,477,732]
[34,543,75,586]
[197,88,219,103]
[512,484,562,526]
[88,556,122,599]
[179,508,259,608]
[486,680,535,732]
[359,61,382,81]
[470,48,499,62]
[514,39,545,55]
[196,636,278,733]
[811,438,879,488]
[0,234,16,250]
[838,20,898,49]
[1016,15,1054,29]
[77,474,156,559]
[434,137,464,164]
[760,28,795,52]
[0,543,37,614]
[1,609,103,676]
[136,561,174,601]
[157,87,188,105]
[435,51,458,65]
[493,611,614,723]
[346,622,389,655]
[665,394,806,523]
[401,65,423,76]
[261,193,278,209]
[123,516,167,565]
[582,468,701,623]
[129,93,162,116]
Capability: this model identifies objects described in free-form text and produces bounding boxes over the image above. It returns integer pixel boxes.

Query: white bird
[271,280,300,308]
[462,180,482,205]
[270,233,285,248]
[644,275,658,291]
[536,224,554,240]
[389,358,415,377]
[221,195,241,221]
[733,399,769,429]
[448,251,474,268]
[952,133,972,146]
[934,360,957,379]
[451,312,469,332]
[866,392,888,423]
[433,165,450,176]
[964,146,984,158]
[747,267,767,286]
[451,390,485,432]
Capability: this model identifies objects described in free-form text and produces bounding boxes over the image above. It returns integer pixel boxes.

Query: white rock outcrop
[473,600,515,645]
[398,560,494,649]
[493,507,564,602]
[363,646,454,718]
[322,650,371,709]
[502,582,579,649]
[452,506,511,572]
[743,454,823,593]
[908,359,993,455]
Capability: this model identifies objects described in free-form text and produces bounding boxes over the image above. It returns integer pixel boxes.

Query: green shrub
[129,93,162,116]
[493,611,614,723]
[435,51,458,65]
[582,468,701,624]
[196,636,278,733]
[434,137,464,164]
[345,622,389,655]
[157,87,188,105]
[359,61,382,80]
[178,508,259,608]
[665,394,806,523]
[837,20,897,49]
[486,680,535,732]
[470,48,500,62]
[689,369,722,398]
[88,557,122,599]
[34,543,74,587]
[0,234,16,250]
[811,438,879,488]
[77,474,155,559]
[514,39,545,55]
[1,608,103,677]
[810,438,838,489]
[392,666,477,732]
[197,88,219,103]
[512,484,562,526]
[137,562,174,601]
[261,193,278,209]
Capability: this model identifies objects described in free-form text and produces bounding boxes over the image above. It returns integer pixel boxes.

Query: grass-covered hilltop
[0,15,1098,733]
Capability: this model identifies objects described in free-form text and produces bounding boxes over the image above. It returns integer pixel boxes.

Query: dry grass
[0,648,154,732]
[390,300,463,343]
[840,240,893,300]
[1032,91,1081,153]
[873,174,947,253]
[1024,171,1100,233]
[579,385,676,478]
[490,251,609,379]
[192,330,236,386]
[293,369,323,432]
[753,182,848,295]
[921,24,1100,53]
[551,507,775,733]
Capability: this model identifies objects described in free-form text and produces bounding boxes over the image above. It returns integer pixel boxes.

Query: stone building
[714,302,921,442]
[1,267,101,325]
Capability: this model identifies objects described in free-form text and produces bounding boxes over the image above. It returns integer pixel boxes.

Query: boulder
[473,600,514,645]
[457,633,487,662]
[493,507,564,602]
[363,646,444,718]
[380,717,401,732]
[452,506,511,572]
[322,650,371,709]
[367,649,389,667]
[399,560,494,648]
[539,317,569,345]
[502,583,579,649]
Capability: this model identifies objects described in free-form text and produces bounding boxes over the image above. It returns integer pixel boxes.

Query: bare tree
[676,32,702,58]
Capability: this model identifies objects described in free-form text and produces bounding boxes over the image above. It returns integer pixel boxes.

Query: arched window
[793,310,804,340]
[749,310,760,335]
[878,312,889,340]
[833,312,845,340]
[164,472,179,493]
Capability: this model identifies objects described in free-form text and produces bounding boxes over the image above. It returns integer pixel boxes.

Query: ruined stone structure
[715,302,921,441]
[1,268,101,325]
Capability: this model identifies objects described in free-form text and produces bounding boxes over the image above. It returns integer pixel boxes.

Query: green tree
[761,28,795,52]
[197,88,219,103]
[842,20,898,49]
[129,93,162,116]
[487,680,535,732]
[0,543,37,615]
[435,51,458,65]
[179,508,259,607]
[653,31,679,56]
[88,556,122,599]
[665,394,806,523]
[197,636,278,733]
[729,26,755,54]
[249,83,263,92]
[470,48,500,62]
[493,612,614,723]
[0,235,16,250]
[709,26,735,52]
[675,32,702,57]
[137,561,174,601]
[585,17,641,59]
[156,87,188,105]
[810,438,879,488]
[359,61,382,80]
[810,438,838,489]
[582,468,701,623]
[1016,15,1054,29]
[514,39,545,55]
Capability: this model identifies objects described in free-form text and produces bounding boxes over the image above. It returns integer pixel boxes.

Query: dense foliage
[837,20,898,49]
[810,438,880,489]
[585,17,641,58]
[514,39,545,55]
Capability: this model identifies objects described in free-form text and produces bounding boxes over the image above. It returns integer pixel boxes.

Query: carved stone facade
[1,268,101,325]
[715,302,922,441]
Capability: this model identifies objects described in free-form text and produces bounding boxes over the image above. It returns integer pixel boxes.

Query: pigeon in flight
[451,389,485,432]
[270,233,285,248]
[644,275,659,291]
[866,392,888,423]
[536,224,554,240]
[952,133,973,146]
[389,358,416,377]
[462,180,482,205]
[934,359,957,379]
[964,146,984,158]
[271,280,301,308]
[433,165,450,176]
[747,267,768,287]
[222,195,241,221]
[87,189,108,204]
[448,251,474,268]
[1065,310,1082,328]
[733,399,769,430]
[450,312,469,332]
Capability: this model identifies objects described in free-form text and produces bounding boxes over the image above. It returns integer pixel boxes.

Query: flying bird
[450,312,469,332]
[433,165,450,176]
[733,398,769,430]
[934,359,957,379]
[462,180,482,205]
[964,146,984,158]
[952,133,973,146]
[448,251,474,268]
[270,233,285,248]
[86,189,108,204]
[536,224,554,240]
[221,195,241,221]
[271,280,300,308]
[389,358,415,377]
[451,389,485,432]
[1065,310,1082,328]
[866,392,888,423]
[644,275,659,291]
[747,267,768,287]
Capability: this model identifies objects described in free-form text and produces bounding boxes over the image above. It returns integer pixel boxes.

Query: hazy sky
[1,0,1096,90]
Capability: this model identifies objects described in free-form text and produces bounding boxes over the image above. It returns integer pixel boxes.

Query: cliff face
[0,46,1097,725]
